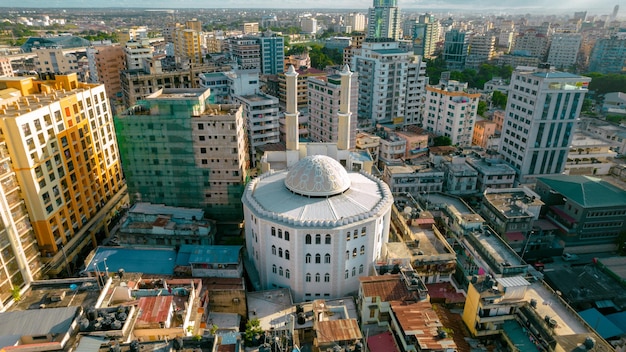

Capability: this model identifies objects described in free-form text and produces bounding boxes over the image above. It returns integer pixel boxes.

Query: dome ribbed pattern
[284,155,351,197]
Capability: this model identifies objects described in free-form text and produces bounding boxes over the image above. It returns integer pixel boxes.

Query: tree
[244,318,263,347]
[477,101,488,116]
[433,136,452,146]
[491,91,508,109]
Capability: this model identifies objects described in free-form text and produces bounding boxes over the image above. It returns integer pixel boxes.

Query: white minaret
[337,64,352,151]
[285,65,299,151]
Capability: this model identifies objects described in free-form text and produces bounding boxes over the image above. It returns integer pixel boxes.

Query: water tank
[130,340,140,352]
[87,308,97,320]
[297,312,306,325]
[584,337,595,350]
[530,299,537,308]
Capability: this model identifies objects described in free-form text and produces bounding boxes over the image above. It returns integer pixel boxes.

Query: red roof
[367,331,400,352]
[426,282,466,304]
[137,295,173,325]
[505,231,525,242]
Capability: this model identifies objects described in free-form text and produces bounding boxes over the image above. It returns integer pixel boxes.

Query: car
[562,253,579,261]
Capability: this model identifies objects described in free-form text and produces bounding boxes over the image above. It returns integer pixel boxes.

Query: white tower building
[498,65,590,184]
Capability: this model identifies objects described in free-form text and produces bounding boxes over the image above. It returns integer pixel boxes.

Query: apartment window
[285,269,290,279]
[306,273,311,282]
[285,231,290,241]
[315,234,321,244]
[315,273,320,282]
[305,234,311,244]
[272,265,276,274]
[305,253,311,263]
[271,227,276,236]
[359,264,364,274]
[345,270,349,279]
[278,248,283,258]
[315,254,321,264]
[271,245,276,255]
[360,245,365,255]
[279,267,283,276]
[285,250,290,260]
[325,234,331,244]
[324,273,330,282]
[324,253,331,263]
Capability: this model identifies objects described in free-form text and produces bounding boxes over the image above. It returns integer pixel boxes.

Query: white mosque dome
[284,155,351,197]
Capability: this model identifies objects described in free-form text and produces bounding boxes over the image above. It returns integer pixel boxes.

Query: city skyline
[3,0,620,13]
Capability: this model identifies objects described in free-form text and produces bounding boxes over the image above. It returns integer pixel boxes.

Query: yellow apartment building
[0,73,125,276]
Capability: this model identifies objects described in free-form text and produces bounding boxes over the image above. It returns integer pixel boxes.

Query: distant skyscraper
[611,5,619,20]
[367,0,401,40]
[443,29,469,70]
[227,37,261,71]
[588,34,626,74]
[466,34,496,69]
[346,13,366,32]
[301,18,318,34]
[498,66,590,184]
[412,14,440,59]
[547,33,582,70]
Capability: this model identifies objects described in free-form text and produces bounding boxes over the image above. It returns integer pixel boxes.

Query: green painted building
[536,175,626,246]
[114,88,250,223]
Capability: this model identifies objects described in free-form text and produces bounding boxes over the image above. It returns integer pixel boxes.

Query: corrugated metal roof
[137,296,173,324]
[75,336,107,352]
[315,319,361,344]
[496,276,530,288]
[0,306,79,336]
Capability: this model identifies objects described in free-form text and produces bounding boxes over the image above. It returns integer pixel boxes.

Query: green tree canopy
[433,136,452,146]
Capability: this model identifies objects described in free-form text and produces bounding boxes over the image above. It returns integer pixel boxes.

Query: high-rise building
[174,28,204,65]
[588,34,626,74]
[115,88,249,222]
[511,29,550,61]
[498,66,590,184]
[259,32,285,75]
[466,34,496,69]
[352,40,426,126]
[412,14,439,59]
[343,32,366,67]
[0,139,43,307]
[346,13,366,32]
[33,48,79,74]
[124,40,154,71]
[308,70,359,147]
[443,29,469,70]
[367,0,400,40]
[0,74,125,276]
[233,93,280,167]
[86,44,126,105]
[185,19,203,32]
[547,33,582,70]
[227,37,261,72]
[424,80,479,146]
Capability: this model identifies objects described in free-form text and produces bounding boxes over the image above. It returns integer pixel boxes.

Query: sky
[5,0,620,12]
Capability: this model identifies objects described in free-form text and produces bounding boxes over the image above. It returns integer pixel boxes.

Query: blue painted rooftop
[86,247,176,275]
[180,245,242,264]
[579,308,623,339]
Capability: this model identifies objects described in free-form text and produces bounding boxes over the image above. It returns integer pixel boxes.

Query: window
[353,248,357,257]
[359,264,364,274]
[279,248,283,258]
[345,270,349,279]
[271,227,276,236]
[361,227,366,236]
[271,245,276,255]
[324,273,330,282]
[315,273,320,282]
[346,232,351,241]
[306,234,311,244]
[324,253,331,263]
[352,267,356,277]
[306,273,311,282]
[285,231,290,241]
[325,234,331,244]
[353,230,358,239]
[315,234,321,244]
[345,251,349,260]
[305,253,311,263]
[285,250,290,260]
[279,267,283,276]
[285,269,290,279]
[272,265,276,273]
[278,229,282,238]
[360,245,365,255]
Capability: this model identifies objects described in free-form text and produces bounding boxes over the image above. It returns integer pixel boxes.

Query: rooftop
[85,247,177,276]
[0,306,80,346]
[186,245,241,264]
[284,155,351,197]
[483,188,543,218]
[538,175,626,207]
[390,301,457,351]
[359,275,418,302]
[11,278,102,311]
[315,319,362,344]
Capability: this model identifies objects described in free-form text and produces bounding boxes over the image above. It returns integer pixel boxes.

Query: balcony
[476,314,515,323]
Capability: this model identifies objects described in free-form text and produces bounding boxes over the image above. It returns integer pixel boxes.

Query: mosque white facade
[242,65,393,302]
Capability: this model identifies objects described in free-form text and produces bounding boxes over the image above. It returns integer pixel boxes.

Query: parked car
[562,253,579,261]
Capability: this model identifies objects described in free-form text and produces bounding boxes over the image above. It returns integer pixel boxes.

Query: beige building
[174,28,204,65]
[0,74,125,276]
[472,119,497,149]
[0,57,13,77]
[243,22,259,34]
[88,45,126,105]
[33,48,79,74]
